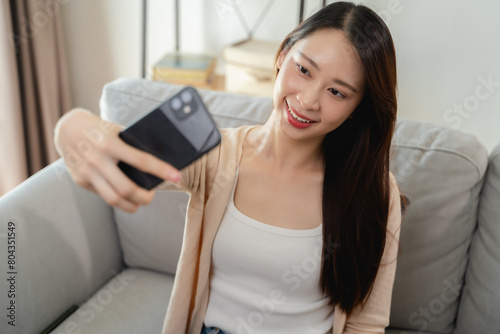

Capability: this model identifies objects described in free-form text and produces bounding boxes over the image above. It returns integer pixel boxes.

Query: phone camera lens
[181,91,193,103]
[171,98,182,110]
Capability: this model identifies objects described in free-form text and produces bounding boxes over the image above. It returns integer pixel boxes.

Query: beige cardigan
[160,125,402,334]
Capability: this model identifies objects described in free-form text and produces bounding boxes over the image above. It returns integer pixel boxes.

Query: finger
[81,181,98,194]
[71,172,97,193]
[107,137,182,184]
[96,155,156,205]
[87,168,139,213]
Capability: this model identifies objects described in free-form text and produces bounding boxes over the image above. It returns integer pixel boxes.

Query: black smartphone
[118,86,221,190]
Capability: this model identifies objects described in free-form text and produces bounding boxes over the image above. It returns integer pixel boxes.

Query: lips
[285,101,317,129]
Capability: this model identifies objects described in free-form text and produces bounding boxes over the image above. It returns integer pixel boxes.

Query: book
[152,53,216,86]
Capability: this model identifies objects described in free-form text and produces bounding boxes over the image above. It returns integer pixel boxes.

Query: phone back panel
[118,87,221,189]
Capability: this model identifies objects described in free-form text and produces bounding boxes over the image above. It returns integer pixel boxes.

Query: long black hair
[275,2,398,315]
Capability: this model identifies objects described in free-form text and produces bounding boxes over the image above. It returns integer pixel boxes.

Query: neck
[249,111,324,172]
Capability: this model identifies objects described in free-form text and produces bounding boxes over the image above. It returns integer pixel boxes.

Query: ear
[276,48,289,70]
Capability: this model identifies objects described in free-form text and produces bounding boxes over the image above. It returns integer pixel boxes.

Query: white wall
[61,0,142,113]
[372,0,500,153]
[61,0,500,152]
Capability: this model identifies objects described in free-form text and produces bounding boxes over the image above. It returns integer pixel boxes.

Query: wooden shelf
[212,75,225,91]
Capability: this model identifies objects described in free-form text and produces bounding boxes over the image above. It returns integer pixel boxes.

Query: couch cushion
[113,191,188,275]
[52,268,174,334]
[0,160,121,334]
[388,119,488,333]
[386,328,434,334]
[99,78,272,274]
[455,144,500,334]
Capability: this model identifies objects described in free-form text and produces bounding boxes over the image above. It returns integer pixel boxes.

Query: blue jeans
[201,324,228,334]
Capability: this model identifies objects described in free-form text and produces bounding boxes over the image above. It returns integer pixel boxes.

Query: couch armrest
[0,160,123,334]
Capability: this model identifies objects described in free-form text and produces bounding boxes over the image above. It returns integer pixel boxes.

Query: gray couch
[1,77,499,334]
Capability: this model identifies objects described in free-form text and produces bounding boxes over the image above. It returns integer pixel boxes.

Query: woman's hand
[54,108,182,213]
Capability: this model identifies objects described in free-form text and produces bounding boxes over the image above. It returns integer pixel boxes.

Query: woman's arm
[54,108,183,213]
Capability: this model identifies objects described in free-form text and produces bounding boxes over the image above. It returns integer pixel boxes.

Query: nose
[297,83,321,112]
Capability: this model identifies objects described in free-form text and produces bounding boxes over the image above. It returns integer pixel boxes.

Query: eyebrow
[298,51,359,93]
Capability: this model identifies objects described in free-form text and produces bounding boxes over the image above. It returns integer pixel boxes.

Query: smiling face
[273,28,366,144]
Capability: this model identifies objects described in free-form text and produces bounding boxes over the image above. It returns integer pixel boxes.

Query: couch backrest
[100,78,492,333]
[455,144,500,334]
[389,119,488,333]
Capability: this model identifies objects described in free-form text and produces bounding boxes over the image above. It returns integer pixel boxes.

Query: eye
[297,64,310,76]
[329,88,345,98]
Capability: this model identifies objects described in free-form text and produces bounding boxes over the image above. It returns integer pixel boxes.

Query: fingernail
[171,172,181,184]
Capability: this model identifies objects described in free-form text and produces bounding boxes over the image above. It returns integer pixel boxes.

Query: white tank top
[204,171,334,333]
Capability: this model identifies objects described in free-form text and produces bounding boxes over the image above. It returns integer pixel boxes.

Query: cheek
[276,65,302,95]
[272,76,283,106]
[323,102,357,124]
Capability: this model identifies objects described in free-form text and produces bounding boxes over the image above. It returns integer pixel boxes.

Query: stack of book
[152,53,216,89]
[223,38,279,96]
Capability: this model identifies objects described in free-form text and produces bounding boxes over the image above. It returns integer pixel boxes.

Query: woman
[54,2,401,333]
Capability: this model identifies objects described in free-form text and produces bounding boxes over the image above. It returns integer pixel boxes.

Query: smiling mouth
[286,102,316,123]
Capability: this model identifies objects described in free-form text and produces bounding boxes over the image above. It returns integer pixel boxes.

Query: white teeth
[287,105,313,123]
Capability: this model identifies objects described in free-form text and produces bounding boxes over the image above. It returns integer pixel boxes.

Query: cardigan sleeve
[342,172,402,333]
